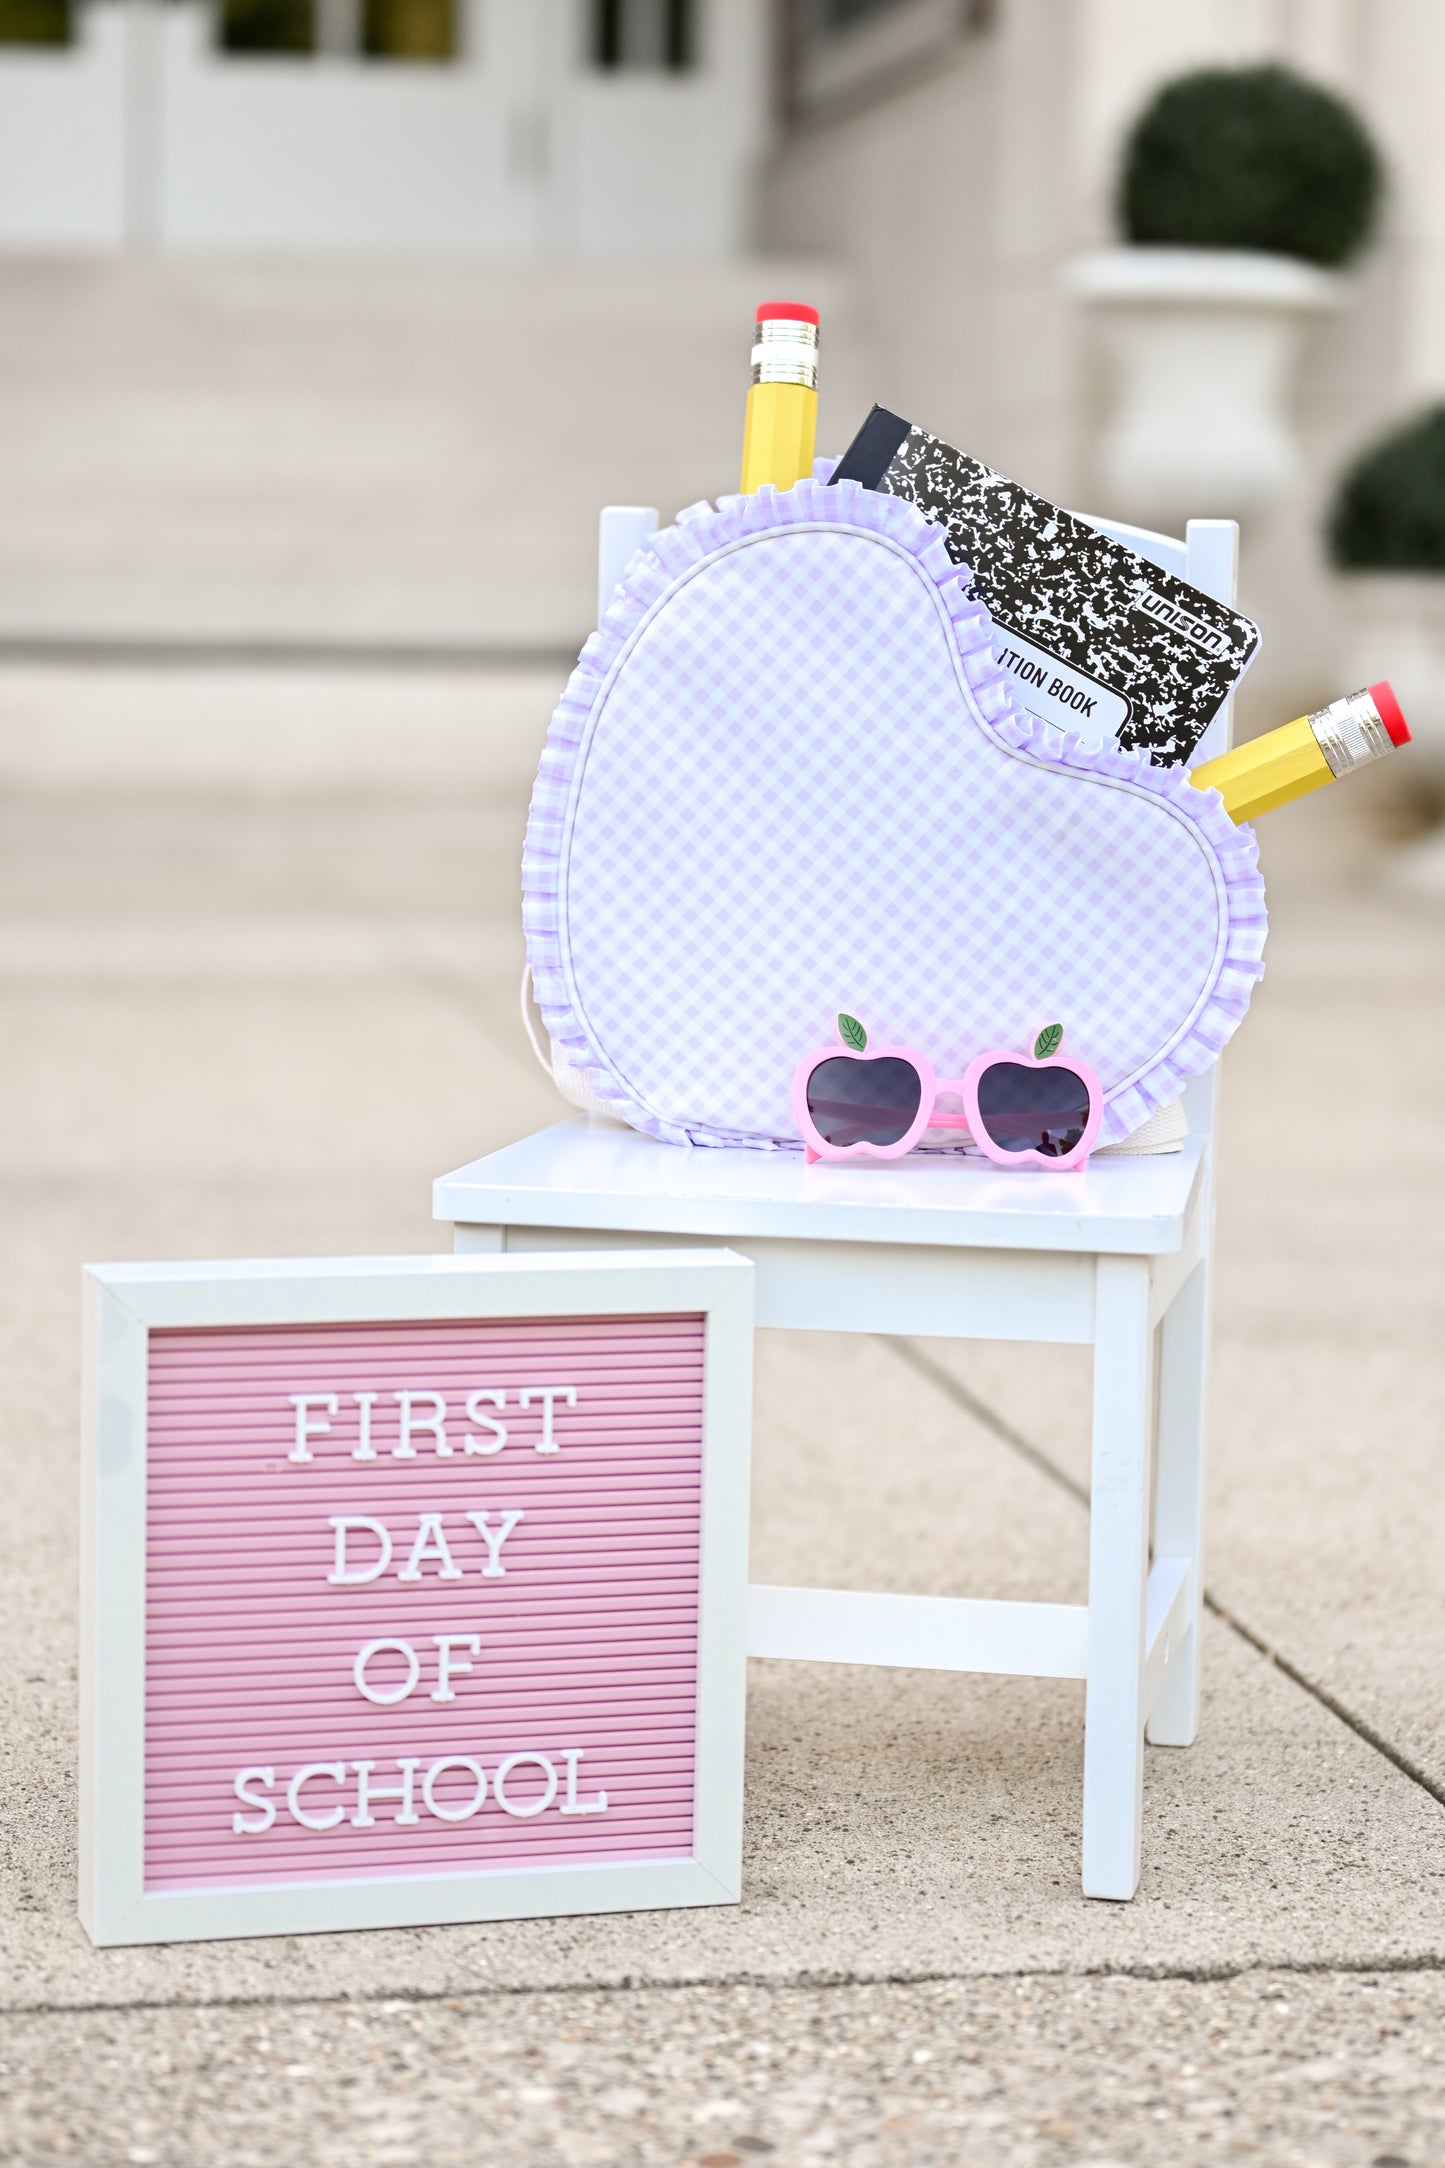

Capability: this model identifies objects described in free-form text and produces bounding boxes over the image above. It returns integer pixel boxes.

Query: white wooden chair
[433,515,1238,1902]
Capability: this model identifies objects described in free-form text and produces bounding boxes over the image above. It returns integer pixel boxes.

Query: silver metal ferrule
[1309,688,1395,778]
[750,316,819,389]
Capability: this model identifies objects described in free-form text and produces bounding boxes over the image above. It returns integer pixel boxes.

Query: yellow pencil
[1190,682,1410,823]
[740,301,819,495]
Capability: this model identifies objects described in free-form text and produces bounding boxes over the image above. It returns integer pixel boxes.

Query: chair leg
[1147,1257,1211,1747]
[1082,1254,1154,1901]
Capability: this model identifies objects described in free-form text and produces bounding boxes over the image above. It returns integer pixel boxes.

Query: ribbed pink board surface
[144,1313,706,1892]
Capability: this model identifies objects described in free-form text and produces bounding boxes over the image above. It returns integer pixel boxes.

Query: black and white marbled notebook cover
[832,411,1260,765]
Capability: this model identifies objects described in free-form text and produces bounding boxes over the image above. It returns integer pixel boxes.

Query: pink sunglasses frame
[791,1027,1104,1173]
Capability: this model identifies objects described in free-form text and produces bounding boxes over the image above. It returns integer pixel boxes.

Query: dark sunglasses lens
[805,1055,923,1150]
[974,1062,1092,1158]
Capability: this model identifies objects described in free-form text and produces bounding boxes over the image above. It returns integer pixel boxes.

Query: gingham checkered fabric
[523,479,1266,1150]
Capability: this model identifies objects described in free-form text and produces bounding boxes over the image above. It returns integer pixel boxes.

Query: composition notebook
[831,405,1261,765]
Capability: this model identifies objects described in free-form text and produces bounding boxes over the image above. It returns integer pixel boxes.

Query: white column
[315,0,363,57]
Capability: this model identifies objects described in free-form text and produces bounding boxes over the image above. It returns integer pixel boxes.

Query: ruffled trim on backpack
[522,471,1266,1151]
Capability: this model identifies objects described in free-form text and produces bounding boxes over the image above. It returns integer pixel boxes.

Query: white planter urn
[1336,571,1445,785]
[1068,247,1340,531]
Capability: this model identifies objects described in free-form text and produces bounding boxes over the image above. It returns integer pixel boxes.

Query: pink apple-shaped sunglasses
[792,1014,1104,1172]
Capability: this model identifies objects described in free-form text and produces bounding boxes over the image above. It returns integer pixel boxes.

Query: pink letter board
[80,1250,753,1947]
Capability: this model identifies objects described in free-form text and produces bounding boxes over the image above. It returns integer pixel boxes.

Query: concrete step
[0,255,874,652]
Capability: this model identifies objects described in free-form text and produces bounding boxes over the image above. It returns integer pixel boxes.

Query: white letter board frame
[80,1247,754,1947]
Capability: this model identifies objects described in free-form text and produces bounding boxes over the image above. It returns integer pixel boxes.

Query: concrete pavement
[4,1971,1445,2166]
[0,660,1443,2161]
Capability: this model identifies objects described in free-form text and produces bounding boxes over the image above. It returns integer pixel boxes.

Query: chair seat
[434,1116,1206,1258]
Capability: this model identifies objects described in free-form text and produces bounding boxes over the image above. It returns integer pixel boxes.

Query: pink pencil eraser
[756,300,819,325]
[1370,680,1411,746]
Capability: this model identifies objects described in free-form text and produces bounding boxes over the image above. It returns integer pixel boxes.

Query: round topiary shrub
[1120,64,1381,268]
[1328,407,1445,571]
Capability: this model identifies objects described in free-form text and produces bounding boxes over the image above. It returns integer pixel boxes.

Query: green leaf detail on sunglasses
[1034,1023,1064,1060]
[838,1012,867,1052]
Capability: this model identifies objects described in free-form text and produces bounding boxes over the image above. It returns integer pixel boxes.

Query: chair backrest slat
[1075,513,1241,1148]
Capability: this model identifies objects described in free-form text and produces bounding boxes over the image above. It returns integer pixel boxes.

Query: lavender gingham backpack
[522,475,1266,1152]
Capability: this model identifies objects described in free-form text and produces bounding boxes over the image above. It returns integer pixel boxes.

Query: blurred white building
[0,0,1439,713]
[0,0,770,253]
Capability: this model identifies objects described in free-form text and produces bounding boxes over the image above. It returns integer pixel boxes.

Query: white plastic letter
[232,1765,276,1835]
[327,1514,392,1586]
[353,1637,421,1706]
[288,1392,338,1465]
[393,1389,449,1458]
[351,1757,420,1829]
[287,1762,346,1831]
[464,1507,524,1578]
[493,1752,558,1819]
[519,1385,577,1455]
[351,1389,379,1461]
[463,1388,507,1455]
[422,1756,487,1824]
[431,1631,481,1702]
[559,1748,608,1817]
[397,1512,462,1583]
